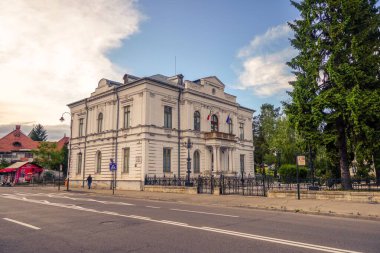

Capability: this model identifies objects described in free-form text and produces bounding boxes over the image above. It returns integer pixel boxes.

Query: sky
[0,0,299,140]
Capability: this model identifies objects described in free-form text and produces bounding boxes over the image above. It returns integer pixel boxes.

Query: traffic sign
[109,162,117,171]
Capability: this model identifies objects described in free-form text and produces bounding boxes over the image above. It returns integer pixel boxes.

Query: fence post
[262,174,266,197]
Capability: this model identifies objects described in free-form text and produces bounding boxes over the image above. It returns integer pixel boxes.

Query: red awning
[0,168,17,173]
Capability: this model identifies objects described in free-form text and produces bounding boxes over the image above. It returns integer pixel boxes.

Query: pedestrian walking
[87,174,92,189]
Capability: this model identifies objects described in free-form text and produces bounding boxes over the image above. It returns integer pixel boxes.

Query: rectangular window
[239,123,244,140]
[79,118,84,137]
[240,154,245,175]
[124,106,130,128]
[163,148,171,172]
[123,148,130,173]
[164,106,172,128]
[77,153,82,175]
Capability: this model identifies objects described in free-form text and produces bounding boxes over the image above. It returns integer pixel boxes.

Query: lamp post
[60,112,72,191]
[183,138,193,186]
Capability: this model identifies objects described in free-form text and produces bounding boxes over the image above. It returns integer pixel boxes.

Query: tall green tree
[253,104,280,169]
[286,0,380,189]
[29,124,48,141]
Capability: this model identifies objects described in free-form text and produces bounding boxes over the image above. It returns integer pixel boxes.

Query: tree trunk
[374,149,380,185]
[337,117,352,190]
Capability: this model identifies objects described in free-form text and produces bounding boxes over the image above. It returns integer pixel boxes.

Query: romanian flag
[207,109,212,120]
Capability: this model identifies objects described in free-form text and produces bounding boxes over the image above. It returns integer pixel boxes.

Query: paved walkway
[20,186,380,221]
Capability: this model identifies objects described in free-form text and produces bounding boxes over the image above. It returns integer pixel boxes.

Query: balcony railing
[204,131,235,141]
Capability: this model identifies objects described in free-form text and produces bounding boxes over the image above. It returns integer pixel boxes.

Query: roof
[0,125,40,152]
[56,136,69,150]
[5,161,28,169]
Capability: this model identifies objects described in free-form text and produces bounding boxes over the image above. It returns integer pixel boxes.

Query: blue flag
[226,114,231,124]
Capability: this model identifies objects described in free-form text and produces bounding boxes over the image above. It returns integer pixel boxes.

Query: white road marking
[170,208,239,218]
[0,194,362,253]
[146,206,160,209]
[3,218,40,230]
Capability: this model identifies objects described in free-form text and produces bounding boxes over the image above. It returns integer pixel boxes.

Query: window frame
[193,150,200,174]
[124,106,130,129]
[239,123,244,140]
[163,148,171,173]
[97,113,103,133]
[77,153,82,175]
[96,151,101,174]
[164,106,172,128]
[211,114,218,132]
[194,111,201,131]
[228,119,233,134]
[123,148,130,173]
[79,118,84,137]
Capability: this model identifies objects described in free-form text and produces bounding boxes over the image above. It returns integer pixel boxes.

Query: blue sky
[109,0,299,111]
[0,0,299,139]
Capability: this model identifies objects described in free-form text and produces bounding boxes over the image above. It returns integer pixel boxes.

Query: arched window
[96,151,102,174]
[193,151,200,173]
[97,113,103,133]
[211,114,218,132]
[194,111,200,131]
[228,119,233,134]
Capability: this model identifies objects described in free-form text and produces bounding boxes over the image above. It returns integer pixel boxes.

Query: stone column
[228,148,232,172]
[216,146,220,172]
[230,148,234,172]
[212,146,217,173]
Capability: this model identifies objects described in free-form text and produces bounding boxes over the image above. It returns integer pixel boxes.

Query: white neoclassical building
[68,73,254,190]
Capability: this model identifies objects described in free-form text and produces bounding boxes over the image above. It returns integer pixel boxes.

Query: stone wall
[268,190,380,203]
[143,185,198,194]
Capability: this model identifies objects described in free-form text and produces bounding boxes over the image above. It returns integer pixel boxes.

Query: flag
[207,109,212,121]
[226,114,231,124]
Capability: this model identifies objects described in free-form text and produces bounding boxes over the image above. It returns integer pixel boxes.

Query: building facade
[68,74,254,190]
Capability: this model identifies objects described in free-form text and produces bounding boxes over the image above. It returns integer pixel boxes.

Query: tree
[253,104,280,170]
[29,124,48,141]
[286,0,380,189]
[32,142,64,170]
[0,159,10,169]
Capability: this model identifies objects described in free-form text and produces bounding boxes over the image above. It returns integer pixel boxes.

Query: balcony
[204,132,235,141]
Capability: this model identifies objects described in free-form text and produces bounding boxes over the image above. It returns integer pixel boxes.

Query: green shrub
[279,164,307,182]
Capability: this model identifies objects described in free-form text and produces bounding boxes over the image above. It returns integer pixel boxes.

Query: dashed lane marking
[170,208,239,218]
[146,206,161,209]
[3,218,40,230]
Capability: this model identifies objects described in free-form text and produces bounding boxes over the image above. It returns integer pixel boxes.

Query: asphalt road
[0,187,379,253]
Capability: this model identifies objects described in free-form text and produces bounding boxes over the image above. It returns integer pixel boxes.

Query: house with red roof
[0,125,39,163]
[0,125,69,163]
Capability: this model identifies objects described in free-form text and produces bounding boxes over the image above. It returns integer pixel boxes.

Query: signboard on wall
[297,156,306,166]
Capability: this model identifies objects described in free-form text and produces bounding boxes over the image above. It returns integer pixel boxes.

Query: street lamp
[60,112,72,191]
[183,137,193,186]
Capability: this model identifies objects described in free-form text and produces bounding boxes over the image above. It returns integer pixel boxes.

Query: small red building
[0,161,43,184]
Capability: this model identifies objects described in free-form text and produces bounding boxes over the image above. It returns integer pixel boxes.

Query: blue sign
[109,162,117,171]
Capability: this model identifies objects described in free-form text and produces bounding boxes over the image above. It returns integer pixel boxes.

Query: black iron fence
[145,174,380,196]
[266,176,380,192]
[144,175,266,196]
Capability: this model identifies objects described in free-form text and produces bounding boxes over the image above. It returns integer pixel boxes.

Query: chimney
[123,74,129,84]
[177,74,184,86]
[16,125,21,130]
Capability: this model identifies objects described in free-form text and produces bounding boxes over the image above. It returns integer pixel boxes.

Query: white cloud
[236,24,296,97]
[0,0,142,126]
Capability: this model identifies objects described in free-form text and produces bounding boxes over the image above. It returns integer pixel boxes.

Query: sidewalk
[32,186,380,221]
